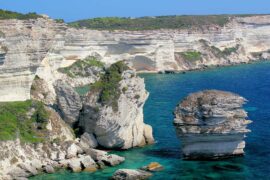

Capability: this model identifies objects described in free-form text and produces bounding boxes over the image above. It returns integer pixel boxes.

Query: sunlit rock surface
[80,69,154,149]
[173,90,252,160]
[1,16,270,101]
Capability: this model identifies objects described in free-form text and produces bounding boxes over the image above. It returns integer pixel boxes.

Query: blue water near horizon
[32,61,270,179]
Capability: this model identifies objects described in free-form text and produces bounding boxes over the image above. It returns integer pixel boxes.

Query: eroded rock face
[80,69,154,149]
[1,16,270,102]
[173,90,252,160]
[54,80,82,126]
[79,132,98,149]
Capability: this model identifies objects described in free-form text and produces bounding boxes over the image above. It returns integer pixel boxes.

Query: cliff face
[173,90,252,160]
[80,69,154,149]
[0,18,66,102]
[1,16,270,101]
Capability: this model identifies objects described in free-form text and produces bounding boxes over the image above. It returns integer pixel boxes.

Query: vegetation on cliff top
[0,100,49,143]
[68,15,231,30]
[68,14,263,31]
[58,56,105,77]
[0,9,41,20]
[91,61,129,111]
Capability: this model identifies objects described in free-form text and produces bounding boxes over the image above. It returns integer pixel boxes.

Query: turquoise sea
[32,61,270,179]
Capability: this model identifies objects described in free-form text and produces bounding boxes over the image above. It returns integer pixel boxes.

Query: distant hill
[67,15,261,31]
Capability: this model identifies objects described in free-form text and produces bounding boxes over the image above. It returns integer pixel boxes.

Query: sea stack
[173,90,252,160]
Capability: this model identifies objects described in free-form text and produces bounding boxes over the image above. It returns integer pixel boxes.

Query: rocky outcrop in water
[173,90,252,160]
[80,68,154,149]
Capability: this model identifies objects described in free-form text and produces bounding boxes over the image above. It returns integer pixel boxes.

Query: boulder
[102,154,125,167]
[54,80,82,126]
[85,149,107,161]
[30,159,42,170]
[43,165,55,174]
[79,132,98,150]
[112,169,152,180]
[80,155,97,172]
[66,143,83,159]
[8,167,30,178]
[68,158,82,173]
[141,162,163,172]
[173,90,252,160]
[57,151,66,161]
[85,149,125,166]
[18,163,38,176]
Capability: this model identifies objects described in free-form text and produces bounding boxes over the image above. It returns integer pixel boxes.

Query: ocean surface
[32,61,270,179]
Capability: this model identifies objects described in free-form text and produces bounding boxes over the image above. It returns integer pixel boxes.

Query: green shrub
[58,56,104,77]
[0,100,49,143]
[210,45,239,57]
[31,101,49,124]
[222,45,239,56]
[122,87,128,93]
[55,19,64,23]
[0,9,41,20]
[180,51,202,62]
[134,94,140,99]
[91,61,129,111]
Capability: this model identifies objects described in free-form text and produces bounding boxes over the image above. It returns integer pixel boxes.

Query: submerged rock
[112,169,152,180]
[141,162,163,172]
[173,90,252,160]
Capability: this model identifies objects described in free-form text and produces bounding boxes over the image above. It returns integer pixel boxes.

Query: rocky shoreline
[0,60,154,179]
[0,139,125,179]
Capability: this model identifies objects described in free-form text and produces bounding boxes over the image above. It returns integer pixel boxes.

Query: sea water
[32,61,270,179]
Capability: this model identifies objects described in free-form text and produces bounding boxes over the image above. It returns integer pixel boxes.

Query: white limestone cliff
[173,90,252,160]
[1,16,270,101]
[80,69,154,149]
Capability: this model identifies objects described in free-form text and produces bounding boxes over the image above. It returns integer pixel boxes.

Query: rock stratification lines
[173,90,252,160]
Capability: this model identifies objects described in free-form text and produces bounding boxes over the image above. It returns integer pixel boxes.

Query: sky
[1,0,270,22]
